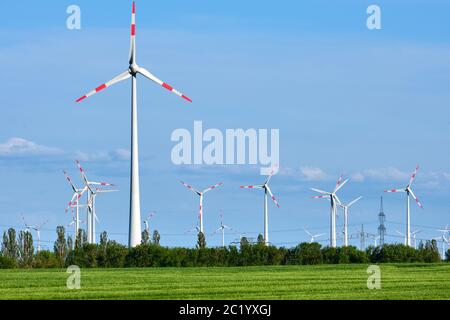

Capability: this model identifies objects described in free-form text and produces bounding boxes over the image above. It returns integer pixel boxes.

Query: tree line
[0,226,447,268]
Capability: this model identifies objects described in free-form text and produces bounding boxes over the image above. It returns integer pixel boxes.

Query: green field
[0,264,449,299]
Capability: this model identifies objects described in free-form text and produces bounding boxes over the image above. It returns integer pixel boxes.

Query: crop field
[0,264,449,300]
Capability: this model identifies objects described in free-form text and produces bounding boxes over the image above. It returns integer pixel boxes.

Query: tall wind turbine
[214,211,233,247]
[75,160,116,244]
[311,175,348,248]
[240,166,280,246]
[75,1,192,247]
[304,229,325,243]
[410,230,421,249]
[63,170,88,236]
[384,165,423,247]
[21,215,47,253]
[436,225,449,260]
[338,196,362,246]
[180,181,223,234]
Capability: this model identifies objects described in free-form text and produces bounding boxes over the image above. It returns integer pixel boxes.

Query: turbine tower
[214,211,233,247]
[436,225,449,260]
[338,196,362,246]
[240,166,280,246]
[180,181,223,234]
[304,229,325,243]
[311,174,348,248]
[384,165,423,247]
[75,1,192,247]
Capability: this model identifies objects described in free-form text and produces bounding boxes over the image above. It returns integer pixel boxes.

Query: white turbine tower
[436,226,449,260]
[311,175,348,248]
[384,165,423,247]
[338,196,362,247]
[396,230,408,246]
[63,170,88,236]
[75,1,192,248]
[240,166,280,246]
[75,160,116,244]
[373,235,381,247]
[21,215,48,253]
[411,230,421,249]
[180,181,223,234]
[214,211,233,247]
[304,229,325,243]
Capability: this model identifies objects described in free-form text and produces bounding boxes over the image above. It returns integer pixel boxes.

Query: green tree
[152,230,161,245]
[197,232,206,249]
[141,229,150,245]
[257,234,265,245]
[446,249,450,262]
[54,226,67,267]
[240,237,249,248]
[1,228,18,260]
[75,229,87,249]
[18,230,34,267]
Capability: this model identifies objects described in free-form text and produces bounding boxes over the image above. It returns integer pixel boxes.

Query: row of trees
[0,227,448,269]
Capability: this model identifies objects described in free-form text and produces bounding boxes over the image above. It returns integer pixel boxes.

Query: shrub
[33,251,58,268]
[0,255,17,269]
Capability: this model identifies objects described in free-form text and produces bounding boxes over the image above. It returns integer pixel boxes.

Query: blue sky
[0,1,449,251]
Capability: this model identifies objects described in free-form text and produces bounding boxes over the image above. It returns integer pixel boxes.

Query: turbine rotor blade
[384,189,405,193]
[347,196,363,208]
[266,186,280,208]
[310,188,330,195]
[137,67,192,102]
[128,1,136,65]
[63,170,78,193]
[75,71,131,102]
[409,165,420,187]
[202,182,223,194]
[408,188,424,209]
[240,185,264,189]
[334,178,349,193]
[180,181,201,195]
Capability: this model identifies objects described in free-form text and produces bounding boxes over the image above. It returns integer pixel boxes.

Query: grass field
[0,264,449,299]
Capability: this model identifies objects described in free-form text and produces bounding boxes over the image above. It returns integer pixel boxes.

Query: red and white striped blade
[334,174,344,192]
[180,181,200,195]
[312,195,329,199]
[75,160,89,184]
[334,178,349,193]
[266,186,280,208]
[202,182,223,193]
[265,164,279,183]
[137,67,192,102]
[240,185,264,189]
[408,188,424,209]
[384,189,405,193]
[409,165,420,187]
[128,1,136,65]
[90,181,115,187]
[75,71,131,102]
[63,170,77,193]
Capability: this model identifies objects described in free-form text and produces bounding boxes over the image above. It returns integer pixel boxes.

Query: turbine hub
[129,63,139,75]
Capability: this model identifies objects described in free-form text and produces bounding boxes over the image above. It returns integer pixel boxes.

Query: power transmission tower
[377,196,386,246]
[360,224,366,251]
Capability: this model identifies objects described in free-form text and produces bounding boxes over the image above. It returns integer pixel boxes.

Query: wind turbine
[63,170,88,236]
[384,165,423,247]
[75,160,116,244]
[304,229,325,243]
[373,235,381,247]
[435,226,449,260]
[75,1,192,248]
[21,215,48,253]
[338,196,362,247]
[311,174,348,248]
[240,166,280,246]
[143,212,155,234]
[411,230,421,249]
[180,181,223,234]
[68,213,85,236]
[396,230,407,246]
[214,211,233,247]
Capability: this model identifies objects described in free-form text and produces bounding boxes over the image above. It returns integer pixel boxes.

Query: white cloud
[0,137,63,157]
[74,149,131,162]
[359,167,410,182]
[299,166,328,181]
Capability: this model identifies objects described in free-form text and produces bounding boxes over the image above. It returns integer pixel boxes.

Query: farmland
[0,263,449,300]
